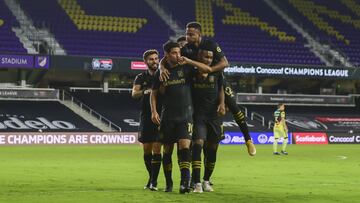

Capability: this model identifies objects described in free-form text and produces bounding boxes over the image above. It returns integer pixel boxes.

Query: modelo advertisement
[292,132,328,144]
[327,133,360,144]
[220,132,292,145]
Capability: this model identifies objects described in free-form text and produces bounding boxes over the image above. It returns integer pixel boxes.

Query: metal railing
[69,87,132,93]
[268,121,274,129]
[61,90,122,132]
[238,105,248,117]
[251,112,265,126]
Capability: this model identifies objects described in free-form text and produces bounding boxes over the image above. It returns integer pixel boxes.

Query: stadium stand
[277,0,360,66]
[18,0,174,57]
[0,100,101,132]
[12,0,325,65]
[2,0,359,66]
[158,0,323,65]
[0,1,27,54]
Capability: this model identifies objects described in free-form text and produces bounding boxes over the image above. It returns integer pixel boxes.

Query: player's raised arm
[179,56,212,73]
[211,56,229,73]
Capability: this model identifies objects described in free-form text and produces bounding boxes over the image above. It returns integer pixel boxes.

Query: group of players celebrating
[132,22,256,194]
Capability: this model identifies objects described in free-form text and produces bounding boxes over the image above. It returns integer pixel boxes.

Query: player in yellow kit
[273,103,289,155]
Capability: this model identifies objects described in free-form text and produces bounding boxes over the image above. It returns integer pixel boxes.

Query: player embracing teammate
[134,22,256,194]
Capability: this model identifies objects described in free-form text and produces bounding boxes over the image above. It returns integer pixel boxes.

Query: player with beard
[132,49,162,191]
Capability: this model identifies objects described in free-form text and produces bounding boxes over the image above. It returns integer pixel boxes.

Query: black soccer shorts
[193,118,224,143]
[138,115,160,143]
[159,120,193,144]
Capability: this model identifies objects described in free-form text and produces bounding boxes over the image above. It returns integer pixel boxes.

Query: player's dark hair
[143,49,159,60]
[163,40,180,53]
[176,36,186,43]
[199,43,213,52]
[186,22,202,32]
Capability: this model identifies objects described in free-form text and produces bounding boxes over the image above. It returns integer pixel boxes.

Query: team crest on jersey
[216,46,222,52]
[177,70,184,77]
[209,76,215,82]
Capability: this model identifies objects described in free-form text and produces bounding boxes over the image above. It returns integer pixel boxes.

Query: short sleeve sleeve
[133,73,143,86]
[211,41,225,60]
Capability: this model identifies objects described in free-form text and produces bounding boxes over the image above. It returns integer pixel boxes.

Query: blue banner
[220,132,292,145]
[0,54,49,69]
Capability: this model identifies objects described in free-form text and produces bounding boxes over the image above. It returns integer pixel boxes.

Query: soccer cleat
[246,140,256,156]
[164,181,173,192]
[193,183,203,193]
[281,150,288,155]
[149,183,158,191]
[273,152,280,155]
[143,179,151,189]
[202,181,214,192]
[179,181,191,194]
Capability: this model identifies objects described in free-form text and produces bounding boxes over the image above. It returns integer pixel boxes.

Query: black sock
[225,92,251,142]
[179,148,191,184]
[151,154,162,186]
[162,153,173,186]
[191,144,202,184]
[234,111,251,142]
[203,148,217,181]
[143,154,152,185]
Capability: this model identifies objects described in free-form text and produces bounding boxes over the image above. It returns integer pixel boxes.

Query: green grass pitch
[0,144,359,203]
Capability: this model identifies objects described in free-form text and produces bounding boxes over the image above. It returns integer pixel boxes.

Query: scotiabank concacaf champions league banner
[221,132,292,145]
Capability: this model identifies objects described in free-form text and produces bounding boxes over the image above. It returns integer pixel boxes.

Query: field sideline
[0,145,359,203]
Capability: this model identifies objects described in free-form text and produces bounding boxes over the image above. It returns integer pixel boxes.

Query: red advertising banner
[293,132,328,144]
[131,61,147,70]
[0,132,138,145]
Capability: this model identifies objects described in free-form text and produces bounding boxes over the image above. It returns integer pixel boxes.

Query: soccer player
[132,49,162,191]
[160,22,256,156]
[191,46,225,193]
[150,41,211,193]
[273,103,289,155]
[177,36,187,48]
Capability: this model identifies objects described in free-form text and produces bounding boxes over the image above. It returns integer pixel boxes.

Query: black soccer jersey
[181,38,225,65]
[192,71,223,119]
[134,70,161,116]
[152,65,195,121]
